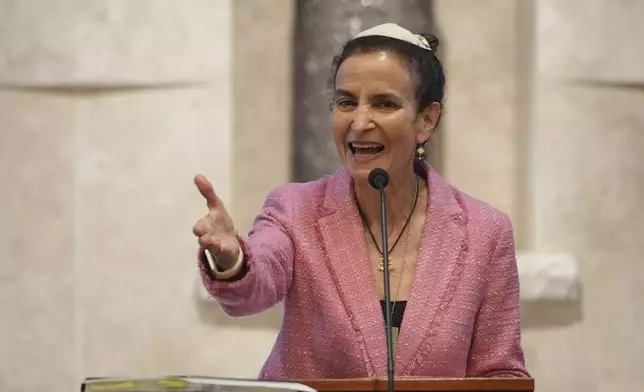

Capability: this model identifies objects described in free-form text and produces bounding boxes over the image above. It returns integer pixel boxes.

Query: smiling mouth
[348,142,385,156]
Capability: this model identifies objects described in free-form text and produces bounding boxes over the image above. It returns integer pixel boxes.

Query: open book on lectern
[80,376,317,392]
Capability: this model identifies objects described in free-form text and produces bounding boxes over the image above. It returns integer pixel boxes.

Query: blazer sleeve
[466,214,531,378]
[197,186,295,317]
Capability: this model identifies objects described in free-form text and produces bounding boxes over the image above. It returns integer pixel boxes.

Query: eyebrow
[333,89,356,99]
[333,89,403,102]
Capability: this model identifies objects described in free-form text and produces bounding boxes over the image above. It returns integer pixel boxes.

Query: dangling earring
[415,144,426,159]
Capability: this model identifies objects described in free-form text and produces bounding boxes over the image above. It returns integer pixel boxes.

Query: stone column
[293,0,435,182]
[525,1,644,390]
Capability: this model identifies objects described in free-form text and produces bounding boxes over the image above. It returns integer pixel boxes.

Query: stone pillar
[525,0,644,390]
[293,0,435,181]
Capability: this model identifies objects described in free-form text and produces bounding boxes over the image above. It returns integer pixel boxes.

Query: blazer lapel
[395,164,467,375]
[318,169,387,377]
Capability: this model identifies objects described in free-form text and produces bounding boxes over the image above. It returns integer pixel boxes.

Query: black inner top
[379,300,407,328]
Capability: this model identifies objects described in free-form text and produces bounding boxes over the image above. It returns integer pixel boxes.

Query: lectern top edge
[297,377,535,392]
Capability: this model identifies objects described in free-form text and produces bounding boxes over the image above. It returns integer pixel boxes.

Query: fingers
[193,216,219,250]
[198,233,220,250]
[193,217,233,254]
[192,217,212,237]
[194,174,219,209]
[197,234,234,256]
[193,174,237,260]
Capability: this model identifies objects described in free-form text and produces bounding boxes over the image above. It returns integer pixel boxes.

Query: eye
[335,98,356,110]
[374,100,399,111]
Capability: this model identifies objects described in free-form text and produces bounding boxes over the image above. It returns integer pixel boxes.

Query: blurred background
[1,0,643,391]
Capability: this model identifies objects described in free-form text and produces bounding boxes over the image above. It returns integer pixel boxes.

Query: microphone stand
[379,188,395,392]
[368,168,395,392]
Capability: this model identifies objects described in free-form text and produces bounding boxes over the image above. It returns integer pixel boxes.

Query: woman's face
[332,51,436,184]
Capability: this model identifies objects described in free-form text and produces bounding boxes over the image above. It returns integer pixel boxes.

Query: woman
[192,23,529,379]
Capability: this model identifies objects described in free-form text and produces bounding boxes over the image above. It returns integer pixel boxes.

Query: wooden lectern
[297,378,534,392]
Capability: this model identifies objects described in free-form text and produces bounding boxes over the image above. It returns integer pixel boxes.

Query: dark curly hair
[330,33,445,114]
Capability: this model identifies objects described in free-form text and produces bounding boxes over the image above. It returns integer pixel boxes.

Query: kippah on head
[353,23,432,52]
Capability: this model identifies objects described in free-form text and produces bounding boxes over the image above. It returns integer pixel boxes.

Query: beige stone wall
[0,1,286,391]
[434,0,525,243]
[0,90,78,392]
[1,1,644,391]
[527,1,644,390]
[231,0,294,235]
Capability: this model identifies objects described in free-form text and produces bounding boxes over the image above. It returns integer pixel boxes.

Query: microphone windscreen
[368,168,390,190]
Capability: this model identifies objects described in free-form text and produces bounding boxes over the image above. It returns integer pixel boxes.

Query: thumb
[194,174,220,209]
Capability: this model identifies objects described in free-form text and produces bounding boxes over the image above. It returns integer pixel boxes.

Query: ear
[415,102,441,144]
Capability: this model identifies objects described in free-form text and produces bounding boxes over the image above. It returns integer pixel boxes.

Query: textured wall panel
[232,0,294,236]
[0,0,228,85]
[0,91,76,392]
[527,83,644,391]
[434,0,523,233]
[537,0,644,83]
[75,87,274,378]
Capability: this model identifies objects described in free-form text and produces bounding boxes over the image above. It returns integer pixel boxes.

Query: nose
[351,105,374,132]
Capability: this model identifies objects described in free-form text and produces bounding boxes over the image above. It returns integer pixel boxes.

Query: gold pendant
[378,256,394,272]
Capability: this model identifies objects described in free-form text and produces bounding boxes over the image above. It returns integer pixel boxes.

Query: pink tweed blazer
[200,162,529,379]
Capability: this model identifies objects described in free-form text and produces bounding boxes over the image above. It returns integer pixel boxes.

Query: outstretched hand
[192,174,240,270]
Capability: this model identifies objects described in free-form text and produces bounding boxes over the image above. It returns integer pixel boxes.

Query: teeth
[350,142,383,148]
[348,142,384,156]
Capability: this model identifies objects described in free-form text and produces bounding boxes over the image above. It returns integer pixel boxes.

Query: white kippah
[353,23,432,52]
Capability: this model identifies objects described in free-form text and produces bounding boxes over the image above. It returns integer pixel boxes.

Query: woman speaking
[192,23,529,380]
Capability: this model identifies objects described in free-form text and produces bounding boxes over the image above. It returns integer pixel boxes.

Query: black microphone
[368,168,394,392]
